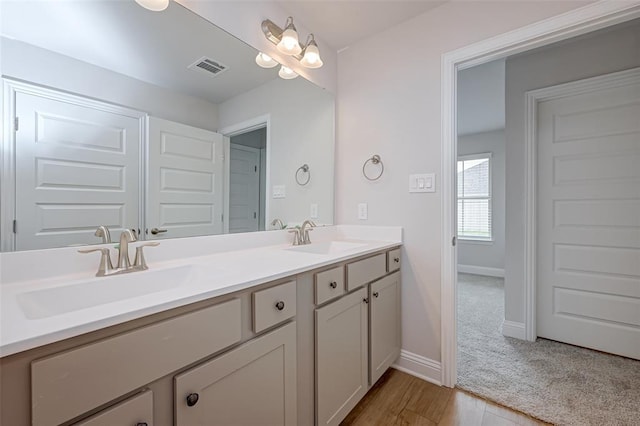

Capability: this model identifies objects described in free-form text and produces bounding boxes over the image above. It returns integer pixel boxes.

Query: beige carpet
[456,273,640,426]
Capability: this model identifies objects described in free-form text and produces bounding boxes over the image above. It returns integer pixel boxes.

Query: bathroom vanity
[0,227,402,426]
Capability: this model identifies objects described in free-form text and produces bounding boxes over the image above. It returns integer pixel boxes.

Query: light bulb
[278,66,298,80]
[300,42,323,69]
[255,52,278,68]
[135,0,169,11]
[277,18,302,55]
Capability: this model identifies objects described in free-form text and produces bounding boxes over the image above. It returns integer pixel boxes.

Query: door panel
[229,144,260,233]
[536,69,640,360]
[147,117,224,239]
[14,91,142,250]
[370,272,401,385]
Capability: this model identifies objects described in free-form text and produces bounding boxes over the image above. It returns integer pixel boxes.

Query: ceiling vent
[188,56,228,78]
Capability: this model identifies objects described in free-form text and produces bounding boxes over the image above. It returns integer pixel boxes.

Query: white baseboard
[458,265,505,277]
[502,320,526,339]
[392,350,441,386]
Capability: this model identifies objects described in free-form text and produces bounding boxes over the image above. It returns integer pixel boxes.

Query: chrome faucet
[79,227,159,277]
[271,218,286,230]
[94,225,112,244]
[300,220,316,245]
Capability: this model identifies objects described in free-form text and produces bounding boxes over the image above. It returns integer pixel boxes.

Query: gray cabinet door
[174,322,297,426]
[73,390,152,426]
[370,271,401,385]
[315,288,368,426]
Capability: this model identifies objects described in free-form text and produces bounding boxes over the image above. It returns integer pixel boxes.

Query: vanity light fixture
[134,0,169,12]
[261,16,324,69]
[255,52,278,68]
[300,34,323,69]
[278,65,298,80]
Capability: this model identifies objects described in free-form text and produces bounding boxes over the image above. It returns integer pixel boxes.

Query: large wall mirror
[0,0,335,252]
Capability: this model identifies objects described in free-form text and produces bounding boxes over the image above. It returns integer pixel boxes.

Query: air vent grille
[188,56,228,77]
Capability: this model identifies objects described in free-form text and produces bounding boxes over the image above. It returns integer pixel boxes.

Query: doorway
[228,127,267,233]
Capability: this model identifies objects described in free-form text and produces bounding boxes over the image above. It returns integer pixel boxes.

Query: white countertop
[0,226,402,357]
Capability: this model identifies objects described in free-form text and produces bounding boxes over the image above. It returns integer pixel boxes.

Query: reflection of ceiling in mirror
[0,0,279,103]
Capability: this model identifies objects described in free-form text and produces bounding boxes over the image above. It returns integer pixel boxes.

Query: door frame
[440,1,640,387]
[524,66,640,342]
[219,115,271,233]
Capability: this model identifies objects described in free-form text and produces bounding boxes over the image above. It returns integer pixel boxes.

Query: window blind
[457,155,492,240]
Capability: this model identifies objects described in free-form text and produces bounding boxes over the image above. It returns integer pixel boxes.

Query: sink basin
[16,265,196,319]
[286,241,367,255]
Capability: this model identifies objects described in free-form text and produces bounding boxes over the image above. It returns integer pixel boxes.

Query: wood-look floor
[341,369,550,426]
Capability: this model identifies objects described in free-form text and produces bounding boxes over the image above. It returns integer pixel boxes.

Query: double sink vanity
[0,225,402,426]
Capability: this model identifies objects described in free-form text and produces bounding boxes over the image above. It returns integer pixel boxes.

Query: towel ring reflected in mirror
[295,164,311,186]
[362,154,384,181]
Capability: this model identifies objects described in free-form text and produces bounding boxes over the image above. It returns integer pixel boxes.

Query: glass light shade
[278,65,298,80]
[255,52,278,68]
[134,0,169,11]
[277,28,302,55]
[300,43,323,69]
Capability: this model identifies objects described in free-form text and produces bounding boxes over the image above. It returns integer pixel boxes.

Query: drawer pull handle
[136,423,149,426]
[186,393,199,407]
[275,301,285,311]
[329,281,337,289]
[363,298,369,304]
[373,292,379,298]
[394,257,400,263]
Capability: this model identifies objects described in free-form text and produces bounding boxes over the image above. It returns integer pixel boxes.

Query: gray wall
[504,19,640,323]
[457,129,506,271]
[1,38,219,131]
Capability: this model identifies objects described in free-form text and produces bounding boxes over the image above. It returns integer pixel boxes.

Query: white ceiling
[277,0,446,50]
[457,59,506,136]
[0,1,279,104]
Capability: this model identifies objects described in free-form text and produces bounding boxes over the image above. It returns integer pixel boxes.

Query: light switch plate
[358,203,368,220]
[272,185,286,198]
[310,203,318,219]
[409,173,436,193]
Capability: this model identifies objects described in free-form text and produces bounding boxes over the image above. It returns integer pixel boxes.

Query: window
[457,153,492,241]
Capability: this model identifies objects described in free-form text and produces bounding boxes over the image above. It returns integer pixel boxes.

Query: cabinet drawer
[387,248,401,272]
[31,299,242,426]
[346,253,386,291]
[315,266,345,305]
[74,390,153,426]
[253,280,297,333]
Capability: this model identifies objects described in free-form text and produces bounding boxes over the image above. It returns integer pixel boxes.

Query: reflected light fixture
[261,16,323,69]
[300,34,323,69]
[255,52,278,68]
[134,0,169,12]
[278,65,298,80]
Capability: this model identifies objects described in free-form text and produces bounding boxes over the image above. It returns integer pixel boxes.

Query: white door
[228,144,260,233]
[13,89,142,250]
[536,69,640,359]
[147,117,224,240]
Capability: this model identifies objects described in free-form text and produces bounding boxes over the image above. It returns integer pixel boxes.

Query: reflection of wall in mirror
[218,78,335,227]
[1,37,219,131]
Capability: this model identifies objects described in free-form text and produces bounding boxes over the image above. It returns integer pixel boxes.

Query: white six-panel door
[228,144,260,233]
[13,89,143,250]
[147,117,224,240]
[536,69,640,359]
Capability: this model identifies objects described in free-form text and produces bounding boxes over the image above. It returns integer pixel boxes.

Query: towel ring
[362,155,384,181]
[295,164,311,186]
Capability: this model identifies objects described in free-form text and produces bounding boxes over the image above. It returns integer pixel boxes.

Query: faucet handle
[133,242,160,270]
[78,247,114,277]
[288,228,302,246]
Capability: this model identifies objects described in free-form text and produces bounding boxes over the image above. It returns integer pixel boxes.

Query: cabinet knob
[373,292,379,298]
[394,257,400,263]
[363,298,369,304]
[275,301,285,311]
[329,281,337,289]
[186,392,199,407]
